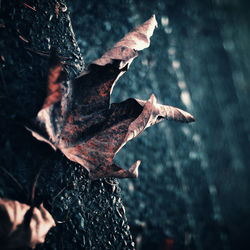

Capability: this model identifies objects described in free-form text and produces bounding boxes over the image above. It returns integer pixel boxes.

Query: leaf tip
[151,14,158,28]
[129,160,141,178]
[149,93,157,103]
[179,109,195,123]
[189,114,195,122]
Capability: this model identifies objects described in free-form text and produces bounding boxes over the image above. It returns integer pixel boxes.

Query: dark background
[69,0,250,249]
[0,0,249,249]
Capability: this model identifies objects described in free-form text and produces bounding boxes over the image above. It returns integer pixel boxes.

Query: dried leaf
[27,15,195,179]
[0,198,55,249]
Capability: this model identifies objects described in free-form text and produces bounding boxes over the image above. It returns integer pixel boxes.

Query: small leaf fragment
[0,198,55,249]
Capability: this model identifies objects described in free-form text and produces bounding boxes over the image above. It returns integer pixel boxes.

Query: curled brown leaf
[27,15,195,179]
[0,198,55,249]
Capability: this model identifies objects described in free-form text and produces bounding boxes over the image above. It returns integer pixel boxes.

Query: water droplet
[164,27,172,34]
[168,47,175,55]
[128,182,134,192]
[189,151,198,159]
[193,134,201,143]
[161,16,169,27]
[182,126,190,136]
[172,60,180,69]
[209,185,217,195]
[104,21,111,31]
[180,90,192,108]
[178,80,186,90]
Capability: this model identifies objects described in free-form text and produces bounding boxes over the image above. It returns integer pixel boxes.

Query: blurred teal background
[69,0,250,249]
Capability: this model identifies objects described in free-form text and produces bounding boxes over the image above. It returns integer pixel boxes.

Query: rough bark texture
[0,0,134,249]
[1,0,250,250]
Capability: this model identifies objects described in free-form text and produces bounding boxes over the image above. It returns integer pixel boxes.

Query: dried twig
[30,168,41,204]
[25,47,72,61]
[23,2,36,12]
[18,34,29,43]
[51,186,66,208]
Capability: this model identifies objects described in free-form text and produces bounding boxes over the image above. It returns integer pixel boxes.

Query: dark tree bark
[2,1,250,250]
[0,0,134,249]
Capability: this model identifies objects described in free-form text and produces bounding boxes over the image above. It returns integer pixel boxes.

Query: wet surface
[1,0,250,249]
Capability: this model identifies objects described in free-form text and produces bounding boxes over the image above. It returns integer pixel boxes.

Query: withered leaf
[0,198,55,249]
[27,15,195,179]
